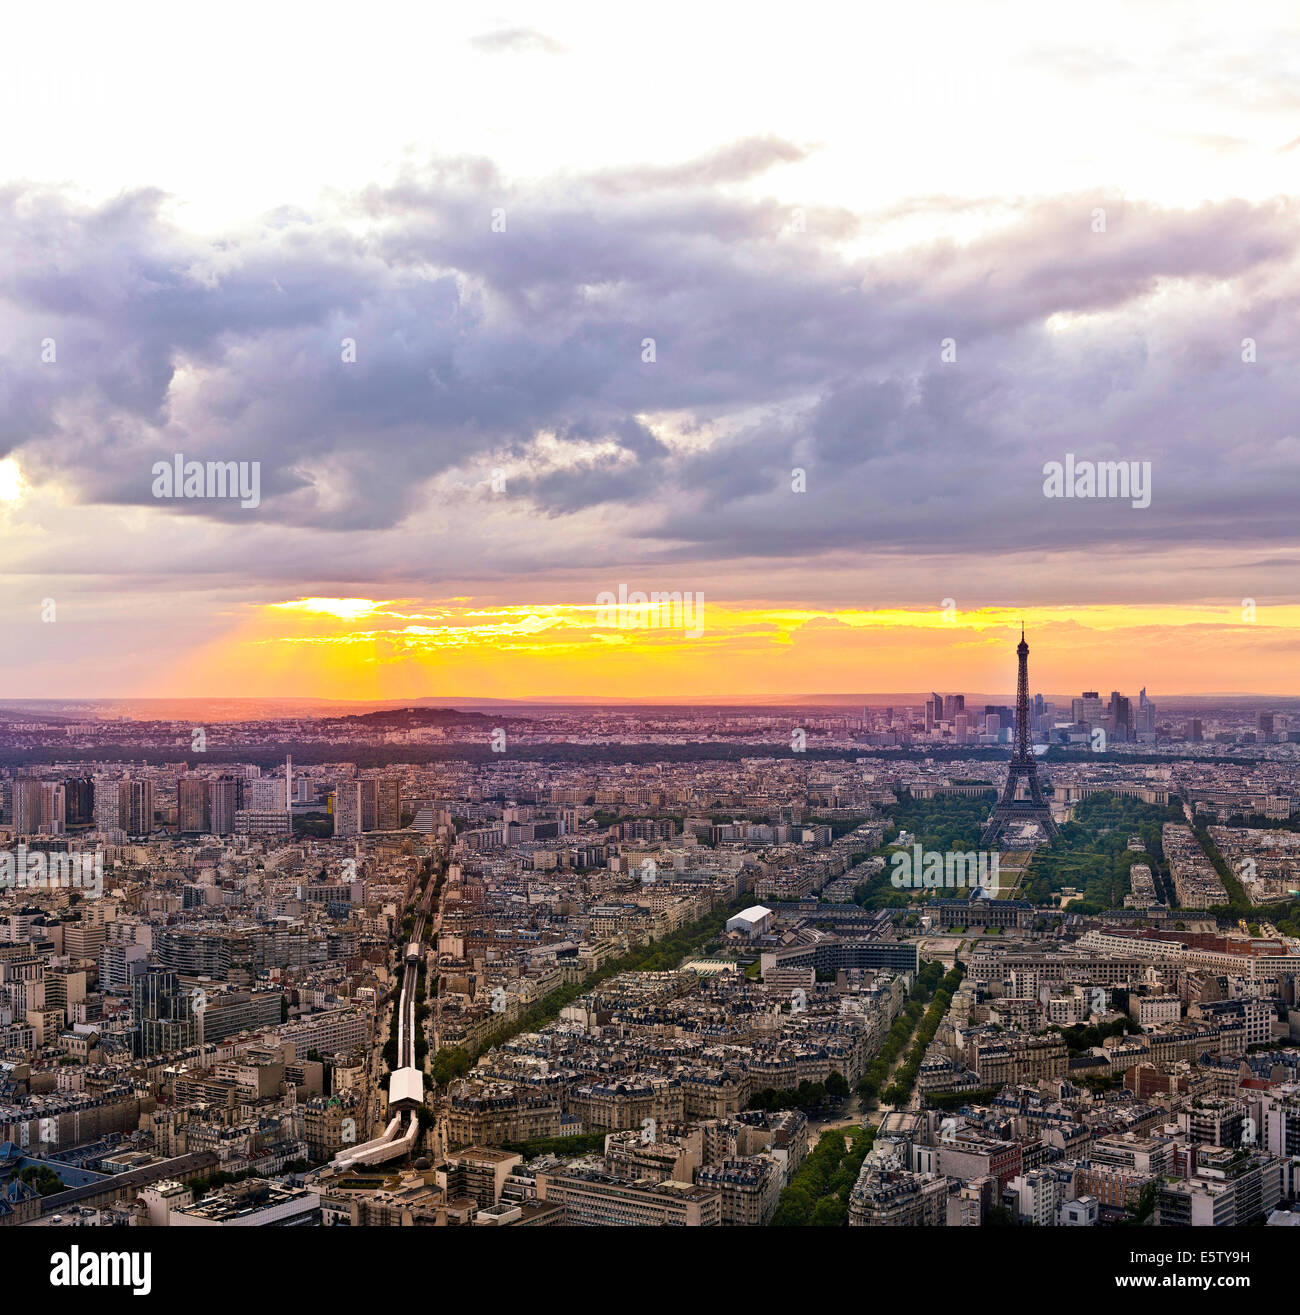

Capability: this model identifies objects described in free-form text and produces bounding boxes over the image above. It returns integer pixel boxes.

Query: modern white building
[726,906,773,939]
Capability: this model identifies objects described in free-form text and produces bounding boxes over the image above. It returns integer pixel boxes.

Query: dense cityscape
[5,640,1300,1247]
[7,0,1299,1296]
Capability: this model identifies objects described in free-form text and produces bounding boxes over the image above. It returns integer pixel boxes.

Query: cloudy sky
[2,0,1299,699]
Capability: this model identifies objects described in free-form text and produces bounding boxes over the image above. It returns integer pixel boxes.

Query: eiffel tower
[980,626,1060,847]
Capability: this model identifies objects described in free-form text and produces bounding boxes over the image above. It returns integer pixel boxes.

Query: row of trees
[770,1126,878,1226]
[1187,824,1300,937]
[430,896,750,1087]
[1192,824,1250,909]
[855,958,949,1106]
[877,963,966,1107]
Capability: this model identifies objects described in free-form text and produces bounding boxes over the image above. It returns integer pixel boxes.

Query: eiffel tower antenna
[980,625,1060,848]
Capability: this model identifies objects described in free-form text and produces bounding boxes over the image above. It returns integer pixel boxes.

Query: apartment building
[695,1156,782,1226]
[445,1082,563,1145]
[848,1166,948,1226]
[1156,1148,1283,1226]
[534,1169,722,1226]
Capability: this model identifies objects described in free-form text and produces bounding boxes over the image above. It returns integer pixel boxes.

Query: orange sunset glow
[3,4,1299,705]
[166,599,1300,701]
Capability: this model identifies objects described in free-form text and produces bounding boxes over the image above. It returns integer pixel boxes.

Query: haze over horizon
[5,681,1298,723]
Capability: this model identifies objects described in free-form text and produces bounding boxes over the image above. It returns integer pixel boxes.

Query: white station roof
[388,1066,424,1109]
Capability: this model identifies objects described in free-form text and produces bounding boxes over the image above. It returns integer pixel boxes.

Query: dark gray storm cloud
[1,146,1297,571]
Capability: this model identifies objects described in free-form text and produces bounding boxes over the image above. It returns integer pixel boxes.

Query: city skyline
[9,0,1300,1276]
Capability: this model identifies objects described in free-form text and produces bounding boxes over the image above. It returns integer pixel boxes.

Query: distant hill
[0,707,74,724]
[327,706,493,728]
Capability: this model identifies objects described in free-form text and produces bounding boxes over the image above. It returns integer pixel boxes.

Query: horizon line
[3,691,1298,705]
